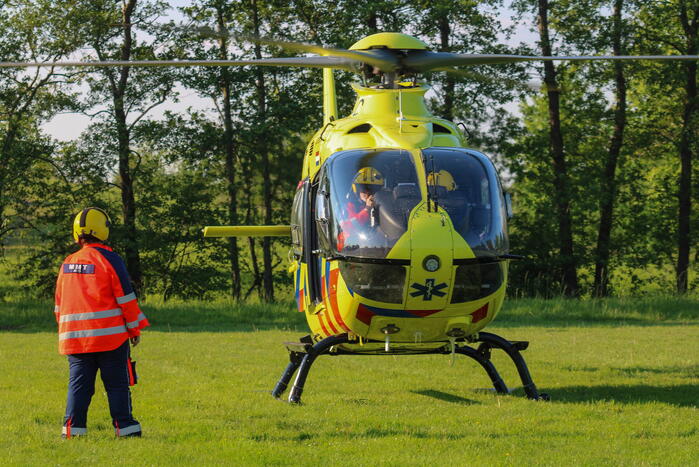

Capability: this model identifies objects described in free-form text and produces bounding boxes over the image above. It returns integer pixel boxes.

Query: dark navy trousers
[64,340,140,433]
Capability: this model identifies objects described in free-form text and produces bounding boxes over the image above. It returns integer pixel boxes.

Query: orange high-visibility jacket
[54,243,149,355]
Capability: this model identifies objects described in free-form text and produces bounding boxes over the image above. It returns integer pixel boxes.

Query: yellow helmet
[427,170,456,191]
[352,167,384,193]
[72,207,111,242]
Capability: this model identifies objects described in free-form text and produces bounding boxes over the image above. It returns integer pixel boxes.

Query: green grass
[500,296,699,326]
[1,299,698,465]
[2,295,697,333]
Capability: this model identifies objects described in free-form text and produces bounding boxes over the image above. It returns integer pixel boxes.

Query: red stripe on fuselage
[471,303,489,323]
[297,289,305,312]
[319,268,340,334]
[407,309,440,317]
[317,312,332,337]
[328,269,351,332]
[323,311,340,334]
[356,303,374,326]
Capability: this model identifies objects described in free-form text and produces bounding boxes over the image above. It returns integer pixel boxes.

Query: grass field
[1,298,698,465]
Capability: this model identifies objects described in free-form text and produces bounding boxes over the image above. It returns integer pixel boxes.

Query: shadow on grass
[324,427,467,441]
[412,389,480,405]
[548,384,699,408]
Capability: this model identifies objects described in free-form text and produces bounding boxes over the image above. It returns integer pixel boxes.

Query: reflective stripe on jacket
[55,243,149,355]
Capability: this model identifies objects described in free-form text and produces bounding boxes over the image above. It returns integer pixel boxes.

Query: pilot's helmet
[352,167,384,194]
[427,170,457,191]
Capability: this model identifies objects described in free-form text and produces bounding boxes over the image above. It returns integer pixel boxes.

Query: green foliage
[0,0,696,299]
[0,0,82,258]
[497,1,698,296]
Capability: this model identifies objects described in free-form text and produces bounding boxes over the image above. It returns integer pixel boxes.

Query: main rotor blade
[435,67,541,90]
[192,27,401,72]
[0,56,356,70]
[404,51,699,71]
[235,35,401,71]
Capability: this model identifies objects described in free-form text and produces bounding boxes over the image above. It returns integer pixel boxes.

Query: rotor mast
[323,68,337,125]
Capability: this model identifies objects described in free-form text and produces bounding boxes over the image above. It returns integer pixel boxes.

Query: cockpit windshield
[317,147,508,260]
[423,148,508,257]
[324,149,420,258]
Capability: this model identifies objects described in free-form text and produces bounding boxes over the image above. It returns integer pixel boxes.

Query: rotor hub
[349,33,428,51]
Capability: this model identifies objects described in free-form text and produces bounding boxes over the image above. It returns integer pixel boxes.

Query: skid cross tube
[271,331,547,403]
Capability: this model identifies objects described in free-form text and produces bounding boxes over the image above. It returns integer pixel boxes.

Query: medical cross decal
[410,279,447,301]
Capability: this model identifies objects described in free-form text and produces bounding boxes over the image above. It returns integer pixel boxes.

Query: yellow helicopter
[198,32,699,403]
[5,31,698,404]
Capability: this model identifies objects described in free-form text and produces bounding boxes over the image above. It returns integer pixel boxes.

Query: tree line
[0,0,696,302]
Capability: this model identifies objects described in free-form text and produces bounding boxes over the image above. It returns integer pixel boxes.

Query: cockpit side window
[290,181,305,258]
[314,169,332,253]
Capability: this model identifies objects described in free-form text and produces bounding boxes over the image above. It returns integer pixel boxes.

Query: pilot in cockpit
[336,167,384,250]
[347,167,383,226]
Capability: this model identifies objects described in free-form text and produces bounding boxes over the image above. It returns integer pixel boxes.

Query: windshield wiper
[430,153,439,211]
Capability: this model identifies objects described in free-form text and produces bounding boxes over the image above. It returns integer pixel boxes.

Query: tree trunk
[437,14,454,120]
[676,1,697,293]
[593,0,627,297]
[113,0,143,294]
[367,9,378,33]
[245,193,262,301]
[251,0,274,302]
[537,0,579,297]
[216,7,241,301]
[247,237,263,301]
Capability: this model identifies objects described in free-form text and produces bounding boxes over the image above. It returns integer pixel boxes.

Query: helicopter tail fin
[203,226,291,237]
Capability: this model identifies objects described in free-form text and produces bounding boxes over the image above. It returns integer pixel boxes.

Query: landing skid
[271,332,549,404]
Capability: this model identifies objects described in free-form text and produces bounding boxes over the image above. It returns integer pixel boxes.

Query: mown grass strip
[2,296,696,333]
[499,296,699,326]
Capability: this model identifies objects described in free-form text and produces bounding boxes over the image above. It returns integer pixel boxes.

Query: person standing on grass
[54,207,149,439]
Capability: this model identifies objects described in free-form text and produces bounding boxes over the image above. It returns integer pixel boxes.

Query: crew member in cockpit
[337,167,384,250]
[427,169,457,193]
[347,167,383,225]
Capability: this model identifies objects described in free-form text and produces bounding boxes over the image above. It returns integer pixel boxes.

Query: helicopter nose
[405,205,453,310]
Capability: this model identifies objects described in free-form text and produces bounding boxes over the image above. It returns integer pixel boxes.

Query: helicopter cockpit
[314,147,508,260]
[422,147,509,258]
[318,149,420,258]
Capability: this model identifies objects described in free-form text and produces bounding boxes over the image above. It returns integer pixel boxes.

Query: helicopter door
[305,178,323,303]
[291,180,305,259]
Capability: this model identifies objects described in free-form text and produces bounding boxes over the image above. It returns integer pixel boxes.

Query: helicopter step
[271,332,549,404]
